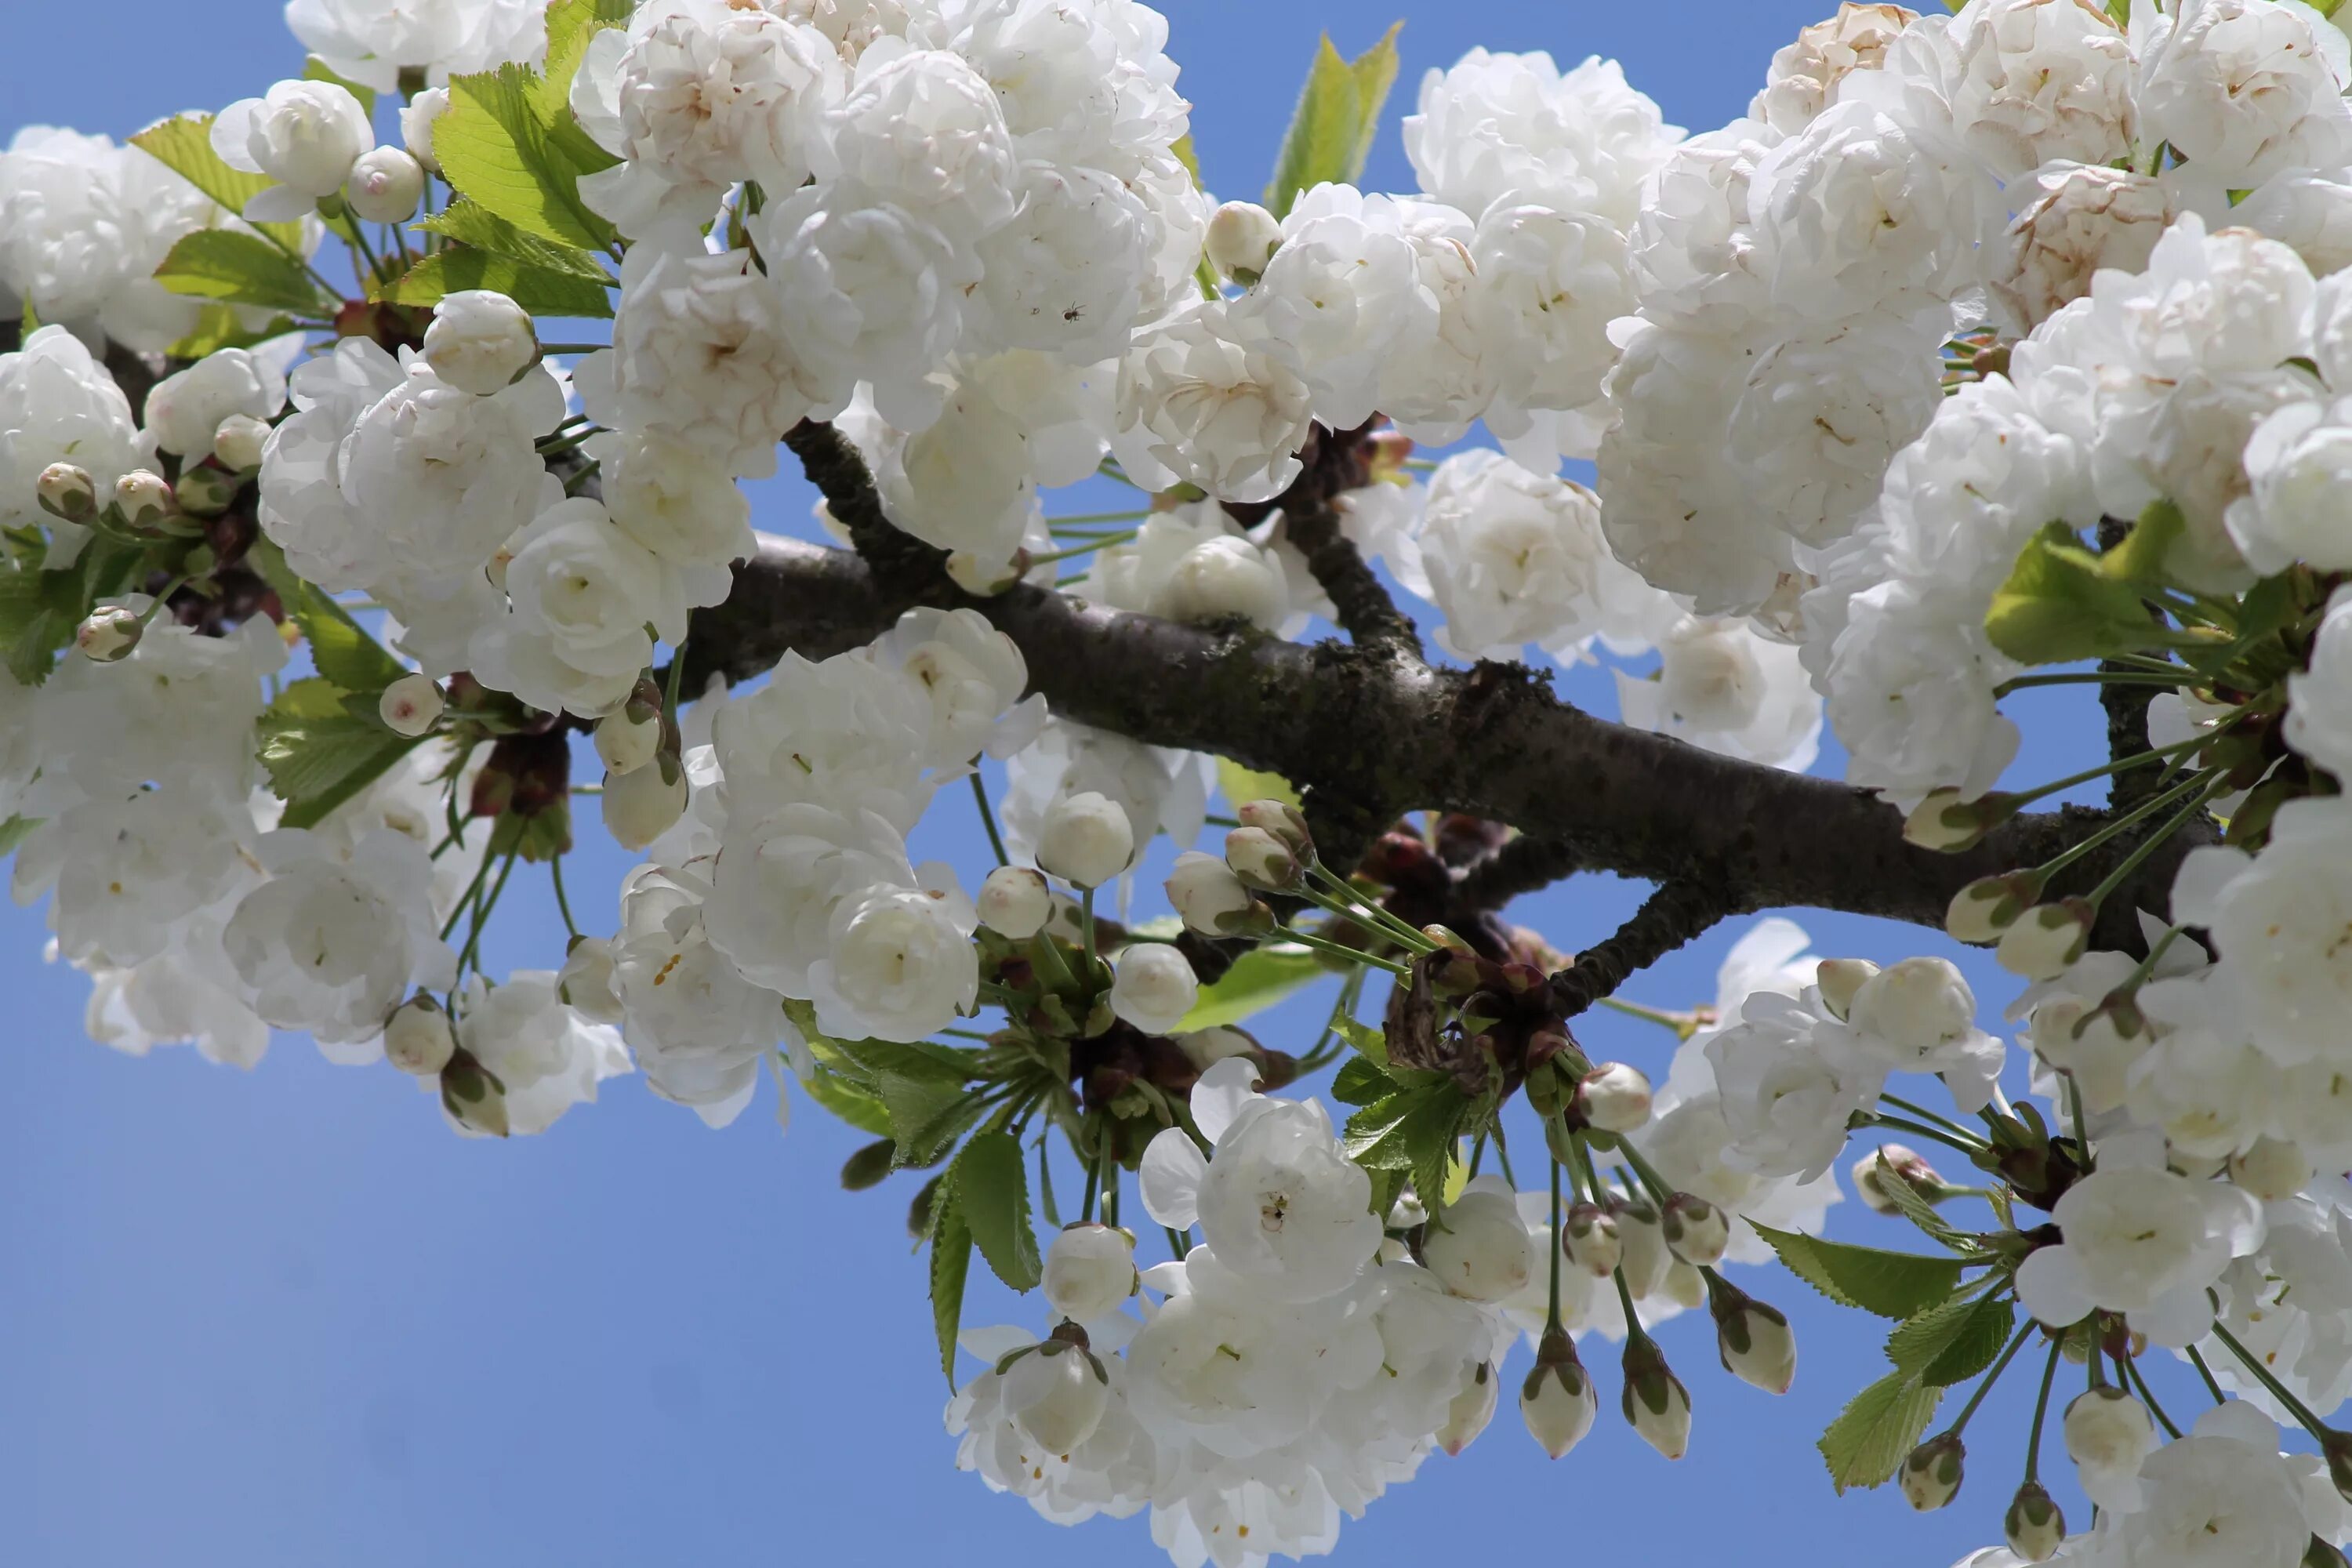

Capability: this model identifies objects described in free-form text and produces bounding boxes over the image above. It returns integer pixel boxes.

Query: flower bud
[1043,1221,1137,1322]
[2005,1480,2066,1563]
[173,465,240,519]
[1709,1286,1796,1396]
[1852,1143,1946,1215]
[2326,1430,2352,1506]
[1904,787,2002,851]
[1947,873,2038,944]
[557,935,623,1023]
[1661,1192,1730,1268]
[1222,824,1303,893]
[383,994,456,1076]
[1520,1330,1598,1458]
[1621,1337,1692,1460]
[2231,1135,2314,1201]
[1814,957,1879,1022]
[1439,1360,1498,1456]
[2064,1386,2154,1509]
[1422,1176,1536,1302]
[36,462,95,521]
[602,755,686,852]
[1560,1202,1621,1279]
[1900,1432,1965,1511]
[345,145,424,223]
[212,413,271,472]
[1235,798,1314,858]
[1573,1061,1653,1133]
[114,470,174,529]
[1109,943,1198,1033]
[1036,789,1134,888]
[2307,1536,2351,1568]
[440,1045,510,1138]
[1165,849,1267,937]
[379,672,444,737]
[1004,1338,1109,1454]
[976,865,1053,938]
[1612,1197,1671,1298]
[423,289,539,396]
[401,86,448,172]
[1663,1258,1707,1309]
[1205,200,1283,285]
[593,706,661,775]
[74,604,142,662]
[1998,899,2095,980]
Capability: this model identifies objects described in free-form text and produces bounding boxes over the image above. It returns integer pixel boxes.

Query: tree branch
[1450,833,1579,915]
[689,535,2210,946]
[1283,497,1420,656]
[1548,880,1730,1019]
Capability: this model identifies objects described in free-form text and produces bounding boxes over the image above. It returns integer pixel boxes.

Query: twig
[1549,880,1727,1018]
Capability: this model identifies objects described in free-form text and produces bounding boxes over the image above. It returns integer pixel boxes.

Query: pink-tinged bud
[976,866,1052,938]
[1234,798,1313,858]
[383,994,456,1076]
[212,413,271,472]
[1224,825,1303,891]
[74,604,142,662]
[1561,1202,1622,1278]
[1708,1279,1795,1395]
[37,462,95,521]
[593,706,661,775]
[345,145,423,223]
[1037,790,1134,888]
[1947,872,2039,944]
[1438,1360,1498,1456]
[1903,787,2009,851]
[114,470,174,528]
[1004,1338,1109,1454]
[1852,1143,1947,1215]
[1520,1330,1597,1458]
[440,1046,510,1138]
[1575,1062,1653,1132]
[1165,850,1269,937]
[379,673,445,737]
[1042,1222,1136,1322]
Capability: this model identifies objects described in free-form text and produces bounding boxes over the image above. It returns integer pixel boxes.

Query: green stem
[1047,510,1151,528]
[2184,1343,2228,1404]
[1994,670,2189,695]
[1999,727,2229,811]
[969,768,1009,867]
[1280,925,1412,976]
[550,855,579,940]
[1945,1318,2035,1439]
[1491,1122,1518,1189]
[2083,771,2232,909]
[452,848,520,987]
[1878,1093,1987,1145]
[1546,1153,1564,1331]
[1080,886,1098,978]
[1596,995,1698,1036]
[1611,1135,1677,1209]
[2211,1321,2333,1441]
[1026,532,1138,568]
[1306,862,1439,953]
[2024,1338,2063,1484]
[2120,1350,2182,1439]
[536,343,612,355]
[438,848,500,942]
[2031,767,2217,884]
[138,576,188,625]
[1857,1114,1990,1160]
[662,636,688,728]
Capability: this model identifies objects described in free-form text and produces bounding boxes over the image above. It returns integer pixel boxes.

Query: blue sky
[0,3,2151,1565]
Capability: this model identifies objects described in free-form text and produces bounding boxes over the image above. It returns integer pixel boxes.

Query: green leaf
[378,247,615,318]
[804,1065,892,1137]
[840,1136,897,1191]
[3,535,154,686]
[1753,1224,1967,1319]
[1886,1292,2017,1388]
[303,56,377,116]
[1217,756,1301,811]
[1176,942,1326,1030]
[1868,1152,1976,1251]
[2100,499,2185,589]
[278,579,408,692]
[436,59,618,254]
[929,1181,974,1388]
[1333,1014,1387,1064]
[0,814,38,857]
[1331,1056,1392,1105]
[166,304,299,361]
[956,1131,1044,1292]
[1263,24,1405,220]
[128,114,310,252]
[1819,1369,1944,1494]
[1345,1080,1466,1219]
[1985,522,2166,666]
[260,677,425,829]
[419,200,615,279]
[154,230,335,316]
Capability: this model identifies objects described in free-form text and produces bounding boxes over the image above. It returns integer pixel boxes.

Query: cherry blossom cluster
[19,0,2352,1562]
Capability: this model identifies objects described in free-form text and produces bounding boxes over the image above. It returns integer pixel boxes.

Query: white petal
[1138,1127,1207,1229]
[1191,1054,1261,1144]
[957,1324,1033,1363]
[242,184,317,224]
[2016,1246,2095,1330]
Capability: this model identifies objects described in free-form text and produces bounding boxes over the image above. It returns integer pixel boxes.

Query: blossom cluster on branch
[17,0,2352,1563]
